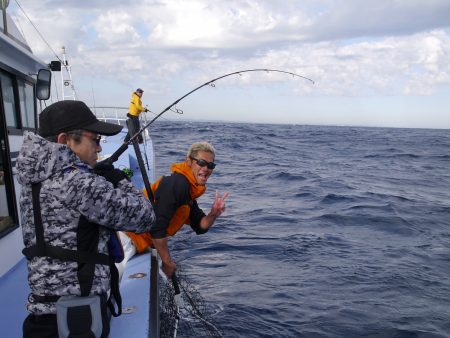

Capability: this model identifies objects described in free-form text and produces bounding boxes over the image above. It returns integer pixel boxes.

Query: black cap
[136,88,144,93]
[38,100,123,137]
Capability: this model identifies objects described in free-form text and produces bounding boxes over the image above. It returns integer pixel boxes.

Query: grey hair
[187,142,216,158]
[45,129,83,143]
[66,129,84,143]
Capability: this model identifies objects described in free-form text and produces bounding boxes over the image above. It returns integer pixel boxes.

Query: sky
[7,0,450,128]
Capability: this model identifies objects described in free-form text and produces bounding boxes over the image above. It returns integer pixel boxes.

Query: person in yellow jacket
[126,141,229,278]
[124,88,148,143]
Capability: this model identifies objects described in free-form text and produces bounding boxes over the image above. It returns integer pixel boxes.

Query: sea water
[150,121,450,338]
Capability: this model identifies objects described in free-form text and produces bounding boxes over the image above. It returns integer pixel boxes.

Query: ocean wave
[269,171,307,181]
[151,121,450,337]
[364,153,422,159]
[320,193,358,204]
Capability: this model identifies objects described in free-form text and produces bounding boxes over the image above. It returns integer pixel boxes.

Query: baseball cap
[136,88,144,93]
[38,100,123,137]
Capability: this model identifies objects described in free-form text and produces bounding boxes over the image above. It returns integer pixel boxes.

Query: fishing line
[13,0,63,64]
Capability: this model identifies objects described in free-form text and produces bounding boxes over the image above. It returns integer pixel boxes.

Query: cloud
[299,31,450,96]
[92,11,141,46]
[8,0,450,126]
[302,0,450,41]
[162,29,450,97]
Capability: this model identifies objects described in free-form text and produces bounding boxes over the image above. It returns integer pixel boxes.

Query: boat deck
[111,249,159,338]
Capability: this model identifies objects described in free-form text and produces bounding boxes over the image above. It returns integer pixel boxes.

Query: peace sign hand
[210,190,229,218]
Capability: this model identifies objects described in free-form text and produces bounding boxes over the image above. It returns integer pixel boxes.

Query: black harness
[22,182,122,317]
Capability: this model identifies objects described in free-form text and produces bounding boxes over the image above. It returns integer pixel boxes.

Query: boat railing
[92,105,151,145]
[91,106,150,138]
[90,106,128,127]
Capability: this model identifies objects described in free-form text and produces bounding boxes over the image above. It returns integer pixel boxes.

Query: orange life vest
[125,162,206,253]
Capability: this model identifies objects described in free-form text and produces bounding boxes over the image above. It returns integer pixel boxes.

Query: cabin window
[18,80,36,129]
[0,72,17,128]
[0,149,13,234]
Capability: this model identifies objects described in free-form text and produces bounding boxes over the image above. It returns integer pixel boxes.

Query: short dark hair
[66,130,83,143]
[45,129,83,144]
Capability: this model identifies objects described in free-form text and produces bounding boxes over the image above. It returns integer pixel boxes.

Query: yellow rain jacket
[128,92,146,117]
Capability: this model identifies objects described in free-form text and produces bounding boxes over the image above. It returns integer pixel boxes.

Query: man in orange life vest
[126,141,228,278]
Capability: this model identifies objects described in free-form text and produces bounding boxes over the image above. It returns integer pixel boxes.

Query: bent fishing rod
[105,68,314,165]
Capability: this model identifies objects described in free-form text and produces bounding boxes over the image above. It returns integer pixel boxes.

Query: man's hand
[210,190,229,218]
[93,161,129,187]
[162,260,177,279]
[152,237,176,278]
[200,190,229,230]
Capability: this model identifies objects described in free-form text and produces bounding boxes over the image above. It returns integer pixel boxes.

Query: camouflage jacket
[16,132,155,315]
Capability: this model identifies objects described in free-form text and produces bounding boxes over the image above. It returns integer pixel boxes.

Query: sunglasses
[189,156,216,170]
[81,132,102,146]
[92,135,102,146]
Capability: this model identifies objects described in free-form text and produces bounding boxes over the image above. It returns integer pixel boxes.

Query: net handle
[172,273,181,295]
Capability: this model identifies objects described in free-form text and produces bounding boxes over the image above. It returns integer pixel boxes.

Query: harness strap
[22,245,110,265]
[29,294,61,303]
[25,182,122,316]
[107,262,122,317]
[32,182,46,254]
[23,183,110,265]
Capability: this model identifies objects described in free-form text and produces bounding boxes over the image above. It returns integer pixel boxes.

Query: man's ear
[56,133,68,144]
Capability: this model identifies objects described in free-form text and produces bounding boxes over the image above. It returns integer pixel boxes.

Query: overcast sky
[8,0,450,128]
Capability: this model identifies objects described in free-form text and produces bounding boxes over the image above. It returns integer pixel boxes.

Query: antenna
[60,46,77,101]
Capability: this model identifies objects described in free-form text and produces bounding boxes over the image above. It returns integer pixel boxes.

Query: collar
[170,162,206,199]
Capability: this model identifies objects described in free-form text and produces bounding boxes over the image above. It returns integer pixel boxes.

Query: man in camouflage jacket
[17,100,155,337]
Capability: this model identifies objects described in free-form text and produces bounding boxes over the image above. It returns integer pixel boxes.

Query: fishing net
[159,266,224,338]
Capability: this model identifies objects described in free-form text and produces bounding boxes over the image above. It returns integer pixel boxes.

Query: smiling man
[127,141,228,278]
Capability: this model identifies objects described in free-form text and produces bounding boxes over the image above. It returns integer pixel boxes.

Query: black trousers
[23,314,58,338]
[124,115,142,143]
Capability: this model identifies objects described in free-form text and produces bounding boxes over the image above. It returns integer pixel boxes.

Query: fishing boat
[0,3,161,337]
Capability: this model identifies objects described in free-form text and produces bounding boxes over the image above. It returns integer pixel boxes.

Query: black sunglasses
[81,132,102,146]
[92,135,102,146]
[189,156,216,170]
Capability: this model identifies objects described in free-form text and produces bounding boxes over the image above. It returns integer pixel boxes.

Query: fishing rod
[104,68,314,165]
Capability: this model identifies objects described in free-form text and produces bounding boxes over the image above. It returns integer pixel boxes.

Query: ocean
[150,121,450,338]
